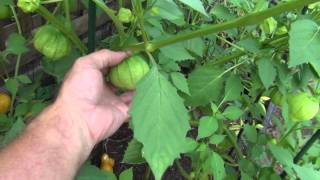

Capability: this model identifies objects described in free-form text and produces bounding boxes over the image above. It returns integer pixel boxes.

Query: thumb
[83,49,131,70]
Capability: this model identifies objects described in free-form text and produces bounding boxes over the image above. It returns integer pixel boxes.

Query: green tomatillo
[117,8,133,23]
[33,25,71,60]
[288,92,319,121]
[17,0,40,13]
[109,54,150,90]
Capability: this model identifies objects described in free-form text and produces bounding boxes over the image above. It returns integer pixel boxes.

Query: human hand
[54,49,133,147]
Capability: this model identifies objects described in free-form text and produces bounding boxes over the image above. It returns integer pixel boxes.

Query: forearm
[0,103,93,180]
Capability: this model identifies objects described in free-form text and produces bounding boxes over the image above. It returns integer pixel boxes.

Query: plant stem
[223,126,243,158]
[8,5,23,116]
[91,0,125,38]
[41,0,63,4]
[63,0,71,26]
[175,160,193,180]
[36,5,87,54]
[127,0,318,51]
[88,0,97,53]
[279,122,300,144]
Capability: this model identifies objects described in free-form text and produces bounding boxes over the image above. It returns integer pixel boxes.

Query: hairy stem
[91,0,125,38]
[126,0,318,52]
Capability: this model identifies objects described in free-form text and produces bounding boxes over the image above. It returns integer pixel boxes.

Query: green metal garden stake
[88,0,96,53]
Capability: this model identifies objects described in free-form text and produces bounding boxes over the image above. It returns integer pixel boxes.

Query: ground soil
[90,123,191,180]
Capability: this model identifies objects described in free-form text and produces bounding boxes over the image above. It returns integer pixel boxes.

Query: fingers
[120,91,135,105]
[83,49,131,70]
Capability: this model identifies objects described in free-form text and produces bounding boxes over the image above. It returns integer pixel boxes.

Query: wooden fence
[0,1,114,76]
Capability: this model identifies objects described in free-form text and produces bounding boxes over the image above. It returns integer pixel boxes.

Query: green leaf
[119,168,133,180]
[293,164,320,180]
[182,137,198,153]
[1,118,25,147]
[243,125,257,143]
[210,5,235,21]
[224,74,243,101]
[6,33,28,55]
[170,72,190,95]
[209,152,226,180]
[198,116,218,139]
[130,66,190,180]
[76,162,116,180]
[14,103,30,117]
[17,75,32,84]
[184,37,205,57]
[122,138,145,164]
[257,58,276,89]
[237,38,260,53]
[178,0,208,17]
[153,0,185,26]
[209,135,226,145]
[223,106,243,121]
[160,41,194,61]
[5,78,19,95]
[268,143,294,167]
[0,114,12,132]
[41,49,80,81]
[289,19,320,74]
[0,0,13,6]
[186,66,224,106]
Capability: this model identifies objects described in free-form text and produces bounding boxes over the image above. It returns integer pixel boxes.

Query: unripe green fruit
[0,5,12,20]
[118,8,133,23]
[271,90,286,107]
[109,55,150,90]
[34,25,71,60]
[288,92,319,121]
[17,0,40,13]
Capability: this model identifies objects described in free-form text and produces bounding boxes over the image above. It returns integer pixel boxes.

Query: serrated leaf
[289,19,320,74]
[224,74,243,101]
[154,0,185,26]
[160,42,194,61]
[209,152,226,180]
[130,66,190,180]
[198,116,218,139]
[170,72,190,95]
[268,143,294,167]
[210,5,235,21]
[186,66,224,106]
[178,0,208,17]
[257,58,276,89]
[122,138,145,164]
[6,33,28,55]
[184,37,205,57]
[76,162,116,180]
[223,106,243,121]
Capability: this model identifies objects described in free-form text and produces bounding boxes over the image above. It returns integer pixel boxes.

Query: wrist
[29,102,94,166]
